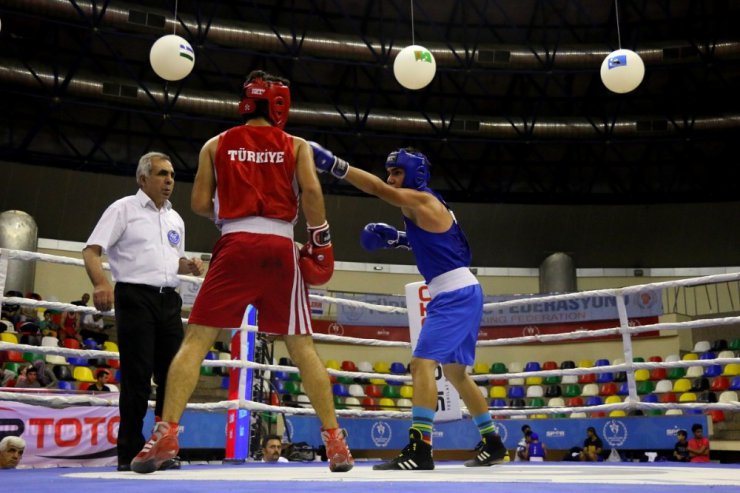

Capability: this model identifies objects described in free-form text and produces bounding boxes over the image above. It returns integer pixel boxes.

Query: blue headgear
[384,149,431,190]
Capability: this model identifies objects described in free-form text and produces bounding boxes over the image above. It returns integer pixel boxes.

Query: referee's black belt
[117,282,177,294]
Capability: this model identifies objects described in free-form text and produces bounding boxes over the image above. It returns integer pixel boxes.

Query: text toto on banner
[405,282,462,422]
[0,400,118,467]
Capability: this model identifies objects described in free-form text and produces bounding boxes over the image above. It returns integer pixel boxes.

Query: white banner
[404,282,462,422]
[0,399,118,467]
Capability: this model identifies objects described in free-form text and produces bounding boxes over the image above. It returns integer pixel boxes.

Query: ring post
[224,306,256,463]
[616,293,639,409]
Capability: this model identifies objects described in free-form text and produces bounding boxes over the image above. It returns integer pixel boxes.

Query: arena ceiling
[1,0,739,205]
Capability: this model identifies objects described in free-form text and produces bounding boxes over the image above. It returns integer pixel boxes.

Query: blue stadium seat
[617,383,629,396]
[699,351,716,360]
[524,361,541,372]
[507,386,525,399]
[596,372,614,383]
[489,398,507,408]
[704,365,722,378]
[390,362,407,375]
[594,359,610,367]
[585,396,603,406]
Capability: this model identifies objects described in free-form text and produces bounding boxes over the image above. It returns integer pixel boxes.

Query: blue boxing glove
[309,141,349,179]
[360,223,412,251]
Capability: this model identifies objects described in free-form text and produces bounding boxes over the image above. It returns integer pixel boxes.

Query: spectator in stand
[524,431,546,462]
[80,312,109,345]
[673,429,690,462]
[687,423,710,463]
[14,366,40,388]
[90,369,112,392]
[71,293,91,307]
[261,435,289,463]
[0,436,26,469]
[0,290,23,326]
[39,310,61,338]
[579,426,604,462]
[19,293,42,323]
[59,310,83,345]
[515,424,531,462]
[32,360,57,388]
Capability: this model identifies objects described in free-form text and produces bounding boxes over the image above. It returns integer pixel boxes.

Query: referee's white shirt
[86,189,186,288]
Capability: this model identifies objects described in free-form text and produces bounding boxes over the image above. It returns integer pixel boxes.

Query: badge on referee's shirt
[167,230,181,246]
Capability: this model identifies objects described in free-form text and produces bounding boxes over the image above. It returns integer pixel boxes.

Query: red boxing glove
[299,243,335,286]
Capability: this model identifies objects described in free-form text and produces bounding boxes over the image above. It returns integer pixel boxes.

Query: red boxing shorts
[188,232,313,335]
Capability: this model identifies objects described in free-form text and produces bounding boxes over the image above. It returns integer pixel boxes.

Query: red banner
[312,317,660,343]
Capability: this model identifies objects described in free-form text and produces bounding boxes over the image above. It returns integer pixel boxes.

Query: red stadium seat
[542,361,558,371]
[710,376,730,392]
[62,338,81,350]
[708,410,725,423]
[660,392,677,403]
[341,360,358,372]
[566,397,584,407]
[650,368,667,381]
[599,383,617,396]
[361,397,378,410]
[364,385,382,398]
[578,373,596,384]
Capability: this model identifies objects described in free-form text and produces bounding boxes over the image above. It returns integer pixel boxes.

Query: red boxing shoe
[130,421,180,474]
[321,428,354,472]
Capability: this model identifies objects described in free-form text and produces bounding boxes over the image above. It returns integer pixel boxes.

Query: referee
[82,151,203,471]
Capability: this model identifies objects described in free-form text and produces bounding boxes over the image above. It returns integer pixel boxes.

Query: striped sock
[411,406,435,445]
[473,412,496,438]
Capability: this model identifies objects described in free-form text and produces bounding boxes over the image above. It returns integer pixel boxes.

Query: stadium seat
[106,358,120,369]
[577,359,593,368]
[545,385,562,397]
[341,360,358,372]
[679,392,697,402]
[729,339,740,351]
[297,395,312,408]
[581,383,599,397]
[19,334,41,346]
[632,357,645,363]
[288,372,302,382]
[332,383,349,397]
[543,375,561,385]
[709,338,727,351]
[634,369,650,381]
[563,384,581,397]
[45,354,67,365]
[508,377,525,386]
[590,411,607,418]
[382,385,400,399]
[284,381,301,395]
[542,361,558,370]
[524,361,541,372]
[568,412,587,418]
[526,385,544,398]
[655,380,673,393]
[605,395,622,404]
[660,392,677,403]
[390,362,407,375]
[578,373,596,384]
[698,391,717,403]
[718,350,735,359]
[613,371,627,382]
[710,376,730,392]
[102,341,119,353]
[489,378,507,386]
[508,361,523,373]
[525,376,543,386]
[690,377,709,392]
[200,365,214,376]
[399,385,414,399]
[667,367,686,380]
[325,359,340,370]
[637,381,655,395]
[665,409,683,416]
[693,340,711,353]
[700,351,717,361]
[566,397,584,407]
[508,386,525,399]
[529,397,545,407]
[719,390,738,402]
[0,332,18,344]
[379,398,396,410]
[472,362,489,374]
[490,362,507,374]
[489,386,507,399]
[344,397,361,409]
[373,361,391,373]
[594,358,610,367]
[361,397,378,410]
[596,372,613,384]
[348,384,365,397]
[560,360,576,369]
[704,365,722,378]
[396,398,412,409]
[585,396,603,406]
[673,378,692,393]
[72,366,95,383]
[547,397,565,408]
[617,383,629,396]
[62,338,81,350]
[51,364,73,381]
[57,380,75,391]
[23,352,44,364]
[364,384,382,398]
[708,410,725,423]
[599,383,618,396]
[490,398,507,408]
[664,354,680,363]
[509,398,526,408]
[562,374,578,384]
[649,368,667,381]
[641,393,659,403]
[723,364,740,376]
[731,377,740,390]
[609,410,626,417]
[357,361,373,372]
[682,353,699,361]
[648,356,663,363]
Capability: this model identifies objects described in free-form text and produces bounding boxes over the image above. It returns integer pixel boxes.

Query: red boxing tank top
[214,125,298,223]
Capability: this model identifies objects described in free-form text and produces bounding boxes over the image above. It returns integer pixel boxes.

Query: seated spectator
[71,293,91,307]
[672,429,690,462]
[524,432,547,462]
[59,310,82,344]
[19,292,42,323]
[39,310,61,338]
[687,423,710,463]
[261,435,288,463]
[0,290,23,326]
[1,368,18,387]
[80,313,109,345]
[0,436,26,469]
[579,426,604,462]
[89,369,112,392]
[15,366,41,388]
[514,424,531,462]
[33,360,57,389]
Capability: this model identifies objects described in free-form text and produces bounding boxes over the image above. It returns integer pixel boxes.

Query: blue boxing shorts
[413,284,483,366]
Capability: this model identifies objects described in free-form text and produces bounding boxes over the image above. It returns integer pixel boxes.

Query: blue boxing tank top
[403,193,473,284]
[528,441,545,458]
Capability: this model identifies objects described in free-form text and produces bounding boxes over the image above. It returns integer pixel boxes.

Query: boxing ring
[0,248,739,492]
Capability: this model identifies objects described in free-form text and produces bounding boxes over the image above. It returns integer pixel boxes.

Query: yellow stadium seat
[369,378,387,385]
[634,369,650,381]
[682,353,699,361]
[609,410,626,417]
[373,361,391,373]
[605,395,622,404]
[672,378,692,393]
[525,376,543,386]
[577,360,593,368]
[472,363,489,374]
[529,414,548,420]
[325,359,340,370]
[102,341,119,352]
[379,397,396,410]
[72,366,96,383]
[679,392,697,402]
[489,386,507,399]
[0,332,18,344]
[723,364,740,376]
[400,385,414,399]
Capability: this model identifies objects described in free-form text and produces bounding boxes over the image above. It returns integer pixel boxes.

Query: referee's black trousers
[114,283,184,466]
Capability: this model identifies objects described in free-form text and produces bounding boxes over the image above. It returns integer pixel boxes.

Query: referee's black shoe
[373,429,434,470]
[464,432,507,467]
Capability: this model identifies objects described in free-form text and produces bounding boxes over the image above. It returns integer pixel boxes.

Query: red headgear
[238,76,291,129]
